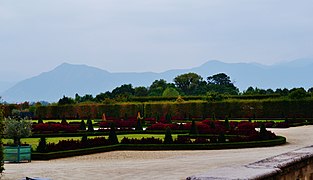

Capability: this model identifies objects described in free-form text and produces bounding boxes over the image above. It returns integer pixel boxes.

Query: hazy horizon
[1,1,313,82]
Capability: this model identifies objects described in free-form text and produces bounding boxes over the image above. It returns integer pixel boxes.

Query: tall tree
[174,72,204,95]
[111,84,134,98]
[148,79,168,96]
[207,73,239,95]
[134,86,149,97]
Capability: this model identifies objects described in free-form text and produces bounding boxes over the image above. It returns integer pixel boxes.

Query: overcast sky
[1,0,313,82]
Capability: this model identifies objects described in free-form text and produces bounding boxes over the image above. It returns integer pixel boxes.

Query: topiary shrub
[190,120,198,135]
[135,117,143,131]
[108,123,119,144]
[38,117,43,124]
[61,116,67,124]
[224,117,230,129]
[87,118,94,132]
[218,133,226,143]
[79,120,86,131]
[37,137,47,153]
[164,126,173,144]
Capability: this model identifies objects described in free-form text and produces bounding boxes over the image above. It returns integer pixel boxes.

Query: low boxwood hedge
[32,136,286,160]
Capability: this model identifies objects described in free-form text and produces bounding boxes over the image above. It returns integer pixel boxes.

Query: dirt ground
[2,125,313,180]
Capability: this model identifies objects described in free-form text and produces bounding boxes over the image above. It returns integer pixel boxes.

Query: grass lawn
[32,119,102,124]
[229,119,285,123]
[3,134,182,151]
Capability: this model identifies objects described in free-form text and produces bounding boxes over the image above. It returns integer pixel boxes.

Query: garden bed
[32,136,286,160]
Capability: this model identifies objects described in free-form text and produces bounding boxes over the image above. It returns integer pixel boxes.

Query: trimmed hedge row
[34,99,313,120]
[32,136,286,160]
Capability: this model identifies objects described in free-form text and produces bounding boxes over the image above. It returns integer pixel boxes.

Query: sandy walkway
[2,125,313,180]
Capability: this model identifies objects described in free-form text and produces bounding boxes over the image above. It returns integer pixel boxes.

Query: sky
[1,0,313,82]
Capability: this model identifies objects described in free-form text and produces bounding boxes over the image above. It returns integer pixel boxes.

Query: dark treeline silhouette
[56,72,313,105]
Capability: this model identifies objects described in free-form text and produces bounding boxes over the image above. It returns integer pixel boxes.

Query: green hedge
[34,98,313,120]
[32,136,286,160]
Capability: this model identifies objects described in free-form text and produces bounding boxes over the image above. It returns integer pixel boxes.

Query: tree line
[57,72,313,105]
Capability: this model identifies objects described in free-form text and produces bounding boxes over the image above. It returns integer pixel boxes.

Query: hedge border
[32,136,286,160]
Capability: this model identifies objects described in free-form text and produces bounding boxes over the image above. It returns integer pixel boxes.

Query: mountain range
[1,59,313,103]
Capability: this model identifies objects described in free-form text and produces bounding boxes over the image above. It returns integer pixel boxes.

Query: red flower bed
[33,123,79,133]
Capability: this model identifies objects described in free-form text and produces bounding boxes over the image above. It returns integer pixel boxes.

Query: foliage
[174,72,205,95]
[148,79,168,96]
[207,73,239,95]
[162,87,180,97]
[79,120,86,131]
[224,117,230,129]
[108,123,119,144]
[0,107,5,173]
[58,96,75,105]
[289,88,307,99]
[4,118,32,146]
[37,137,47,153]
[190,120,198,135]
[164,126,173,144]
[87,118,94,132]
[38,117,43,124]
[134,86,149,97]
[135,117,143,131]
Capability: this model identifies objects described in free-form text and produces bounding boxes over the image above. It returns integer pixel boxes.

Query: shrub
[224,117,230,129]
[38,117,43,124]
[87,118,94,132]
[79,120,86,131]
[190,120,198,135]
[174,136,192,144]
[37,137,47,153]
[108,123,119,144]
[61,117,68,124]
[135,117,143,131]
[218,133,226,143]
[164,127,173,144]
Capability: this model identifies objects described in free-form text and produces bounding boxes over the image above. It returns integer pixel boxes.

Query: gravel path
[2,125,313,180]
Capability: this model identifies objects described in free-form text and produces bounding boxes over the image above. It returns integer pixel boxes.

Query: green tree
[148,79,168,96]
[4,118,32,146]
[134,86,149,97]
[111,84,135,98]
[162,87,180,97]
[174,72,204,95]
[58,95,75,105]
[164,126,173,144]
[207,73,239,95]
[289,88,307,99]
[0,107,5,173]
